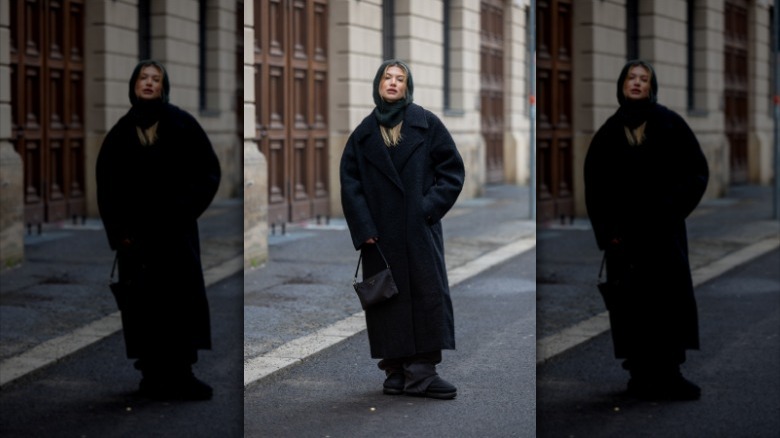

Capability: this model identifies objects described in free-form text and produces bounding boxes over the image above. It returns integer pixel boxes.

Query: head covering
[372,59,414,128]
[616,60,658,129]
[128,60,170,129]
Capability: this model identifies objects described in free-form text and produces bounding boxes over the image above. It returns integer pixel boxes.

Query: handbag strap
[111,252,119,281]
[598,251,607,281]
[353,244,390,283]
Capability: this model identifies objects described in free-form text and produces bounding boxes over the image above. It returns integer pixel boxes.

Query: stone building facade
[538,0,775,222]
[244,0,533,267]
[0,0,243,269]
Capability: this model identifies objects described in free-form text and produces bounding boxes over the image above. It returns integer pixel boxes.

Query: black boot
[171,371,213,401]
[138,363,212,401]
[626,362,700,401]
[383,372,405,395]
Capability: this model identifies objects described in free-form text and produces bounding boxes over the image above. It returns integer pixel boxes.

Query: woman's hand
[364,237,377,245]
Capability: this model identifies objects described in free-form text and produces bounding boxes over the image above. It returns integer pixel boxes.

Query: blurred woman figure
[97,60,221,400]
[585,60,709,400]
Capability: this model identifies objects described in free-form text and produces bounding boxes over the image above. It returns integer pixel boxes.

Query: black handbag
[352,244,399,310]
[109,253,131,311]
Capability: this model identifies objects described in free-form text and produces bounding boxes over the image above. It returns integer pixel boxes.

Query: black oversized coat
[96,104,221,359]
[584,104,708,359]
[340,104,465,359]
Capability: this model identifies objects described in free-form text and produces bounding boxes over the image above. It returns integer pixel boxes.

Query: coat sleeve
[175,112,221,221]
[96,125,127,250]
[584,125,618,251]
[340,132,379,249]
[665,114,709,222]
[421,112,465,224]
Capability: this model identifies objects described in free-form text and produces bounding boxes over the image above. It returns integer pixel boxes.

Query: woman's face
[134,65,163,101]
[622,65,651,101]
[378,65,407,102]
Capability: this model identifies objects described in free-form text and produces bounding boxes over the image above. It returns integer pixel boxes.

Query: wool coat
[96,103,221,359]
[340,103,465,359]
[584,103,708,360]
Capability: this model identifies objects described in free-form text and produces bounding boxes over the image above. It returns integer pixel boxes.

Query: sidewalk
[536,185,780,362]
[243,184,536,385]
[0,199,243,386]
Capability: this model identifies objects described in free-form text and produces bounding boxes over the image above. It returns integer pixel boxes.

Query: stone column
[0,0,24,269]
[243,0,268,268]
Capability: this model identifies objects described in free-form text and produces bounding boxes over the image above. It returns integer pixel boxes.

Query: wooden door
[480,0,505,184]
[724,0,748,184]
[537,0,573,223]
[9,0,86,231]
[255,0,329,227]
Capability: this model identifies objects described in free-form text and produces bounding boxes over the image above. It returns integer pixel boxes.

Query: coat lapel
[391,105,428,174]
[355,104,430,191]
[357,117,404,191]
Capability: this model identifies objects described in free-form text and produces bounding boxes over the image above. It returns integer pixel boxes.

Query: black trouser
[378,351,441,393]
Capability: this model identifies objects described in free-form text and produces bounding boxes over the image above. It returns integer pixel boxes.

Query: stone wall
[570,0,774,216]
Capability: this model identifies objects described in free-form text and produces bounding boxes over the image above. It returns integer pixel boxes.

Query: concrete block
[0,65,9,106]
[244,141,268,268]
[352,0,382,29]
[0,27,9,65]
[105,1,138,28]
[0,140,23,269]
[0,0,9,27]
[244,103,255,139]
[244,28,255,65]
[0,103,9,139]
[244,0,254,26]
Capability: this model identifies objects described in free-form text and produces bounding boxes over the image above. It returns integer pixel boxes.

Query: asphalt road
[537,249,780,438]
[244,249,537,437]
[0,272,244,438]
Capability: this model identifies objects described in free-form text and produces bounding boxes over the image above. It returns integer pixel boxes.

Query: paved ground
[0,199,244,437]
[537,248,780,438]
[245,250,536,437]
[1,183,776,437]
[243,185,535,384]
[0,272,244,438]
[537,185,779,358]
[0,199,242,366]
[536,185,780,437]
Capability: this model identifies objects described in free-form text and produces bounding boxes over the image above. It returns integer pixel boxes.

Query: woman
[340,59,465,400]
[584,60,709,400]
[96,60,221,400]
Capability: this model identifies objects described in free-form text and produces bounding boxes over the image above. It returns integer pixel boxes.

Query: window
[138,0,151,60]
[626,0,639,60]
[443,0,452,110]
[687,0,695,110]
[686,0,707,114]
[772,6,777,114]
[199,0,207,110]
[383,0,395,60]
